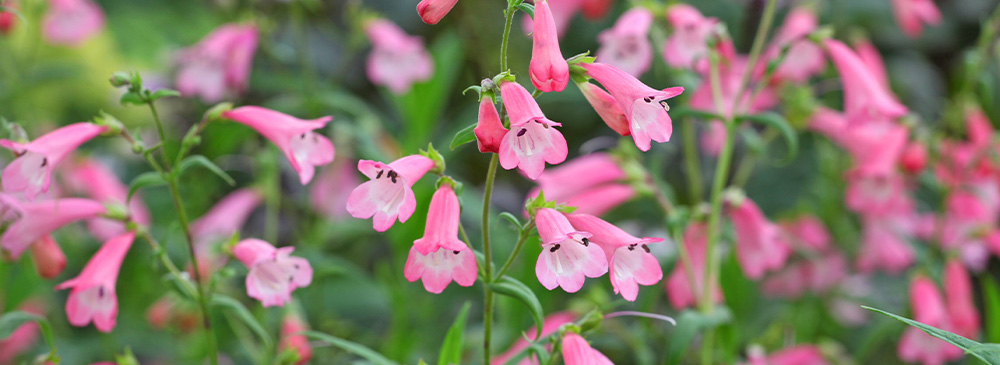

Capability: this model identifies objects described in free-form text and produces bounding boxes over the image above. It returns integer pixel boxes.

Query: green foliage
[303,330,399,365]
[865,306,1000,364]
[437,302,472,365]
[491,276,546,339]
[449,123,477,151]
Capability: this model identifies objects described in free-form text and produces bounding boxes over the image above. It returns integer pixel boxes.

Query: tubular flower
[42,0,104,46]
[778,215,831,251]
[824,39,908,124]
[727,197,791,279]
[898,276,963,364]
[561,333,613,365]
[234,239,313,307]
[765,7,825,83]
[944,260,981,339]
[578,82,630,136]
[596,8,653,77]
[416,0,459,25]
[413,185,467,255]
[581,62,684,151]
[500,81,557,127]
[56,231,135,333]
[474,97,508,153]
[279,313,313,365]
[63,157,152,241]
[492,311,576,365]
[176,24,258,103]
[0,122,108,200]
[404,245,478,294]
[566,213,663,301]
[222,106,335,185]
[347,155,435,232]
[190,188,263,276]
[534,208,607,292]
[0,195,106,258]
[891,0,942,38]
[365,19,434,94]
[527,153,635,215]
[662,4,718,69]
[30,235,66,279]
[529,0,569,92]
[666,223,723,309]
[499,81,567,179]
[856,218,915,274]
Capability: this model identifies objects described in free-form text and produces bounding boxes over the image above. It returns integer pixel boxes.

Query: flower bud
[899,142,927,173]
[474,98,507,153]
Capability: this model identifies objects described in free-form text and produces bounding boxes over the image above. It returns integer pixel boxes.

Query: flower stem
[500,4,515,71]
[481,153,499,365]
[730,0,777,113]
[494,221,536,279]
[682,119,704,203]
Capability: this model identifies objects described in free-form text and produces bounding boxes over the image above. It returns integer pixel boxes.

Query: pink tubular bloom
[234,239,313,307]
[413,185,466,255]
[42,0,104,46]
[746,345,827,365]
[527,153,635,216]
[779,215,831,251]
[222,106,335,184]
[944,260,981,339]
[596,8,653,77]
[0,195,106,258]
[500,81,558,127]
[347,155,435,232]
[562,333,613,365]
[56,231,135,333]
[662,4,717,69]
[404,245,478,294]
[365,19,434,94]
[0,122,108,200]
[898,276,963,364]
[534,208,607,292]
[581,62,684,151]
[190,188,263,276]
[856,218,915,274]
[310,151,360,220]
[824,39,908,124]
[566,213,663,301]
[530,0,569,92]
[176,24,258,103]
[498,81,567,179]
[666,223,723,309]
[30,235,66,279]
[280,313,313,364]
[578,82,630,136]
[475,97,508,153]
[891,0,942,38]
[762,252,846,298]
[853,38,889,89]
[727,197,790,279]
[766,7,825,83]
[565,184,635,216]
[492,311,576,365]
[416,0,459,25]
[63,157,152,241]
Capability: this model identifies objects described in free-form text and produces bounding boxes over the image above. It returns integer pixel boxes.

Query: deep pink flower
[898,275,963,364]
[762,252,846,298]
[824,39,908,124]
[0,1,17,35]
[176,24,258,102]
[596,8,653,77]
[347,155,435,232]
[30,235,66,279]
[222,106,335,185]
[521,0,583,39]
[891,0,942,38]
[491,311,576,365]
[63,157,152,241]
[365,19,434,94]
[580,0,612,19]
[845,172,915,217]
[534,208,607,292]
[0,195,106,258]
[662,4,717,69]
[417,0,459,25]
[779,215,830,251]
[498,119,568,180]
[56,231,135,332]
[530,0,569,92]
[413,185,467,255]
[280,313,313,365]
[561,333,613,365]
[404,245,478,294]
[527,153,634,215]
[564,184,635,216]
[900,142,928,173]
[475,97,508,153]
[578,82,630,136]
[0,299,44,363]
[566,213,663,301]
[944,259,981,339]
[500,81,555,127]
[310,151,359,220]
[0,122,108,200]
[190,188,262,276]
[581,62,684,151]
[940,190,997,270]
[234,239,313,307]
[746,345,826,365]
[727,197,790,279]
[853,38,889,89]
[765,7,825,83]
[856,218,915,274]
[666,223,723,309]
[42,0,104,46]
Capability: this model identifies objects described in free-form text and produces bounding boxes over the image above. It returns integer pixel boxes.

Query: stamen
[453,250,461,255]
[40,158,48,167]
[387,170,398,184]
[376,170,384,179]
[659,100,670,111]
[517,128,527,137]
[642,244,651,253]
[605,311,677,326]
[581,237,590,247]
[98,286,105,298]
[550,244,561,252]
[628,244,637,251]
[299,133,307,139]
[643,96,654,103]
[288,275,294,282]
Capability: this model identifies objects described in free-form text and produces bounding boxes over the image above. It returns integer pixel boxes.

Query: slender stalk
[500,4,515,71]
[481,153,499,365]
[682,120,704,203]
[147,102,172,170]
[729,0,778,113]
[495,221,536,279]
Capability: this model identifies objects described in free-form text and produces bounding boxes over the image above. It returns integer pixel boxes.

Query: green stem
[500,4,515,71]
[682,119,704,203]
[147,102,172,171]
[729,0,778,113]
[482,153,499,364]
[494,221,536,279]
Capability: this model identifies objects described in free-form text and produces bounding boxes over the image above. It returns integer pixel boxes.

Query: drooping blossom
[0,299,45,363]
[845,172,915,217]
[0,122,108,200]
[176,24,258,103]
[853,38,890,89]
[404,245,478,294]
[581,62,684,151]
[30,235,66,279]
[666,223,723,309]
[578,82,630,136]
[745,345,827,365]
[474,97,508,153]
[898,276,963,364]
[856,217,915,274]
[530,0,569,92]
[56,231,135,332]
[762,7,825,84]
[824,39,908,124]
[527,153,634,216]
[365,19,434,94]
[944,260,981,339]
[280,312,313,364]
[233,239,313,307]
[891,0,942,38]
[222,106,335,184]
[190,188,263,276]
[416,0,459,25]
[900,142,928,173]
[727,197,790,279]
[63,157,152,241]
[498,82,567,179]
[42,0,104,46]
[491,311,576,365]
[935,105,998,188]
[596,8,653,77]
[310,151,359,220]
[347,155,435,232]
[413,185,467,255]
[534,208,607,292]
[662,4,718,69]
[564,184,636,216]
[0,195,106,258]
[561,333,613,365]
[566,213,663,301]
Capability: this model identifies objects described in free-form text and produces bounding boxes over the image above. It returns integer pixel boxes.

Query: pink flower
[940,191,996,270]
[580,0,612,19]
[666,223,723,309]
[413,185,467,255]
[63,157,152,241]
[762,252,846,298]
[561,333,613,365]
[534,208,607,292]
[501,81,555,127]
[596,8,653,77]
[222,106,335,184]
[347,155,435,232]
[0,122,108,200]
[898,275,963,364]
[56,231,135,332]
[521,0,583,39]
[190,188,262,275]
[578,82,630,136]
[475,97,508,153]
[0,299,45,363]
[417,0,459,25]
[565,213,663,301]
[765,7,825,83]
[727,197,790,279]
[581,62,684,151]
[900,142,928,173]
[234,239,313,307]
[365,19,434,94]
[0,1,17,35]
[662,4,718,69]
[280,313,313,364]
[891,0,942,38]
[491,311,576,365]
[30,235,66,279]
[527,153,634,215]
[176,24,258,103]
[779,215,831,251]
[944,260,980,339]
[845,173,915,217]
[530,0,569,92]
[42,0,104,46]
[856,218,915,274]
[564,184,635,216]
[310,152,359,220]
[824,39,908,124]
[746,345,826,365]
[498,82,568,179]
[404,245,478,294]
[0,195,106,258]
[853,38,889,89]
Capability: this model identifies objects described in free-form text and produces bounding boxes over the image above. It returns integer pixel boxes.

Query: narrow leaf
[984,276,1000,343]
[437,302,472,365]
[120,92,145,105]
[864,306,1000,364]
[150,89,182,101]
[498,212,522,231]
[516,3,535,18]
[490,276,545,339]
[449,124,477,151]
[736,112,798,163]
[177,155,236,186]
[211,295,273,348]
[303,330,399,365]
[127,171,167,203]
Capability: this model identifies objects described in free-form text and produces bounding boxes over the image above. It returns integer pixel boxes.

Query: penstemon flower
[413,184,467,255]
[279,312,313,364]
[29,235,66,279]
[944,259,981,339]
[347,155,435,232]
[565,213,663,301]
[63,157,152,242]
[176,24,258,103]
[417,0,459,25]
[727,196,790,279]
[498,81,568,179]
[561,333,613,365]
[365,19,434,94]
[534,208,607,293]
[404,245,478,294]
[42,0,105,46]
[662,4,718,69]
[190,188,263,276]
[0,299,44,363]
[762,7,825,84]
[56,231,135,333]
[891,0,941,38]
[0,122,108,200]
[824,39,908,124]
[581,62,684,151]
[529,0,569,92]
[596,8,653,77]
[578,82,630,136]
[474,97,508,154]
[234,239,313,307]
[222,106,335,185]
[666,222,723,309]
[898,275,963,364]
[0,195,106,258]
[527,153,635,216]
[310,151,360,220]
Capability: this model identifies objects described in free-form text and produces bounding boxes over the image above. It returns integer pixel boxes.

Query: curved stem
[495,221,536,279]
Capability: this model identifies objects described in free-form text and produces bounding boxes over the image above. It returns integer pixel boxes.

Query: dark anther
[542,123,549,129]
[387,170,399,183]
[581,237,590,247]
[294,264,300,270]
[98,286,105,298]
[550,244,561,252]
[376,170,384,179]
[453,250,461,255]
[517,128,527,137]
[659,100,670,111]
[288,275,295,282]
[299,133,306,139]
[643,96,654,103]
[40,158,48,167]
[642,244,650,253]
[628,244,637,251]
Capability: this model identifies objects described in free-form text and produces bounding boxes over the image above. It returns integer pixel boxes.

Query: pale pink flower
[347,155,435,232]
[764,7,825,84]
[190,188,262,276]
[310,152,359,220]
[762,251,846,298]
[30,235,66,279]
[845,173,915,217]
[727,197,790,279]
[0,195,106,258]
[475,97,508,153]
[566,213,663,301]
[365,19,434,94]
[581,62,684,151]
[745,345,826,365]
[662,4,717,69]
[824,39,908,124]
[666,223,723,309]
[42,0,104,46]
[56,231,135,332]
[234,239,313,307]
[0,299,45,363]
[498,116,568,180]
[280,313,313,365]
[222,106,335,184]
[491,311,576,365]
[891,0,942,38]
[578,82,630,136]
[527,153,634,215]
[176,24,258,102]
[417,0,459,25]
[944,260,981,339]
[562,332,613,365]
[0,122,108,200]
[856,218,915,274]
[596,8,653,77]
[935,106,998,187]
[63,157,152,241]
[530,0,569,92]
[898,275,963,364]
[412,185,466,255]
[565,184,635,216]
[940,190,997,270]
[779,215,831,251]
[534,208,607,292]
[404,245,478,294]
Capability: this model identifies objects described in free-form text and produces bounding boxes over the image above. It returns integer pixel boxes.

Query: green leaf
[437,302,472,365]
[490,276,545,339]
[120,91,145,105]
[516,3,535,18]
[162,273,197,301]
[211,295,273,349]
[984,276,1000,343]
[735,112,798,163]
[127,171,167,203]
[0,311,56,358]
[303,330,399,365]
[864,306,1000,364]
[150,89,181,101]
[449,124,477,151]
[498,212,523,231]
[177,155,236,186]
[665,308,732,365]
